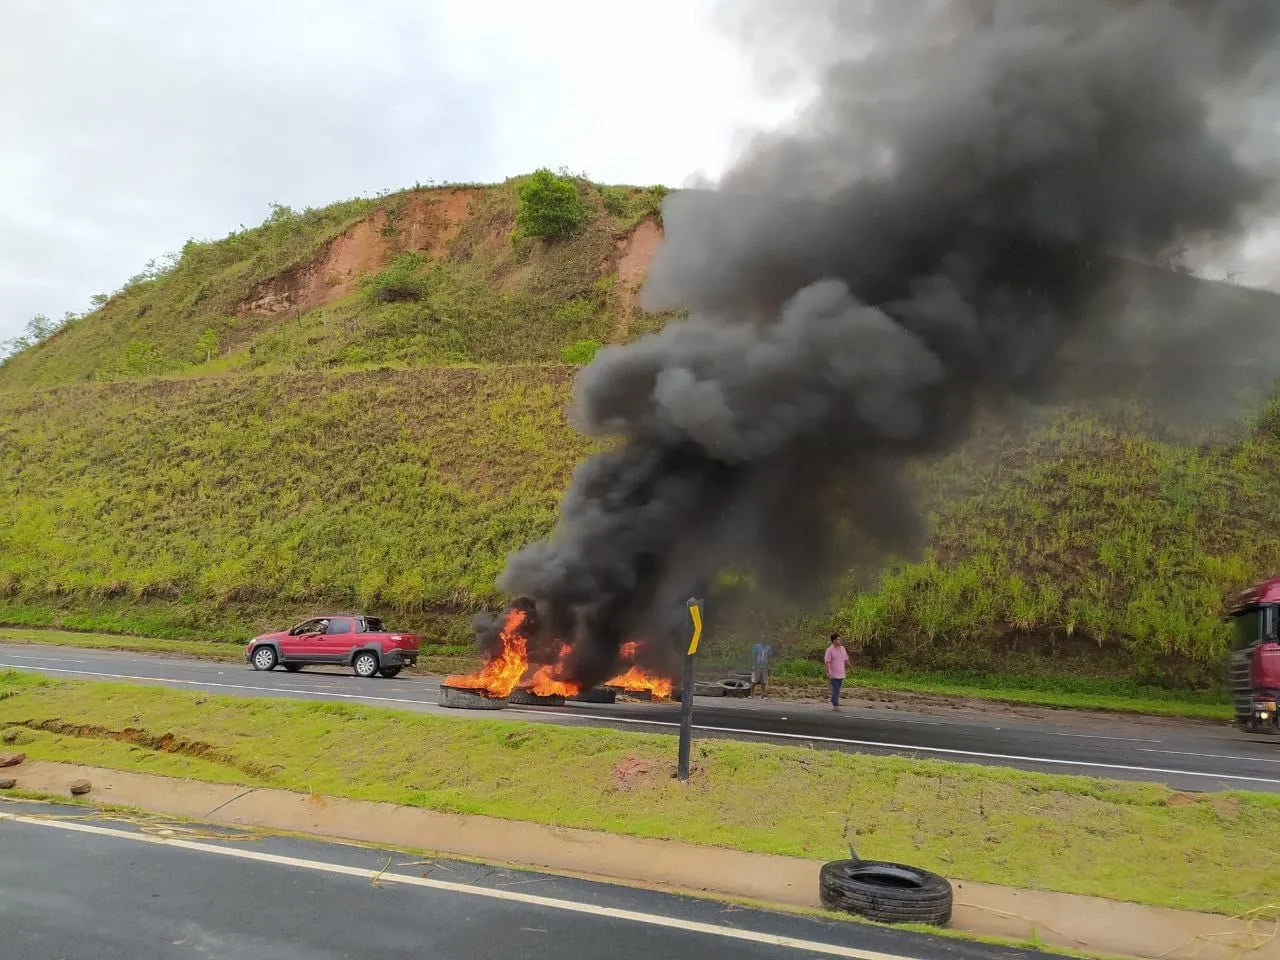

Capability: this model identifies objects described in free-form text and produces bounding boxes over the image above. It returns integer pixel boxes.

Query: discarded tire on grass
[438,685,507,710]
[508,688,566,707]
[693,681,724,697]
[819,858,953,926]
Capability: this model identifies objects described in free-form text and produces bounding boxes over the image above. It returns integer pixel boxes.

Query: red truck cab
[246,614,419,679]
[1227,579,1280,734]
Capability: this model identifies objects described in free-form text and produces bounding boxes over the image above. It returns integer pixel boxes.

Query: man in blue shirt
[751,640,773,697]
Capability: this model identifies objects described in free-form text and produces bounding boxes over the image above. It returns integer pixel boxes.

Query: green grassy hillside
[2,172,1277,692]
[3,366,1280,688]
[0,176,670,390]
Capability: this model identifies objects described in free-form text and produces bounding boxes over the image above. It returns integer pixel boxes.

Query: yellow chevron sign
[687,599,703,656]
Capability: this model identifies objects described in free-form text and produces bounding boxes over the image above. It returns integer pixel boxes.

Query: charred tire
[379,666,402,679]
[508,689,566,707]
[438,685,507,710]
[819,859,953,926]
[718,678,752,697]
[694,681,724,697]
[352,651,380,678]
[569,688,617,704]
[250,645,278,672]
[284,664,303,673]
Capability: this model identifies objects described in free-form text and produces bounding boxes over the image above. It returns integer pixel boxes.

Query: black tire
[352,651,380,678]
[284,664,303,673]
[819,859,953,926]
[378,666,402,678]
[250,645,278,672]
[508,688,565,706]
[568,687,617,704]
[718,678,752,697]
[694,681,724,697]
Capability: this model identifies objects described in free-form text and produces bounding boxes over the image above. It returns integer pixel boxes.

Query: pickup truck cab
[246,614,419,678]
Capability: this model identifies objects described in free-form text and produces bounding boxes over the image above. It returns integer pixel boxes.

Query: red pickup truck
[246,614,420,679]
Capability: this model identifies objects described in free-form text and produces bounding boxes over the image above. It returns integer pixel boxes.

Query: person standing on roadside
[750,639,773,697]
[824,633,850,711]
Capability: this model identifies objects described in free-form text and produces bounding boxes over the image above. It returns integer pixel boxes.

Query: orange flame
[526,643,580,697]
[444,608,529,698]
[604,665,673,699]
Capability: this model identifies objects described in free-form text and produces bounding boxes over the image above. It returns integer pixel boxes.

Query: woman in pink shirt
[824,633,851,711]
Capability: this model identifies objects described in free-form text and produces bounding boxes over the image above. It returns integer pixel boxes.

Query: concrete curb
[4,761,1275,960]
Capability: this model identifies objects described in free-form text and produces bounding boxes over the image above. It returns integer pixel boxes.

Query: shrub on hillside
[362,253,431,304]
[598,186,631,217]
[516,169,591,240]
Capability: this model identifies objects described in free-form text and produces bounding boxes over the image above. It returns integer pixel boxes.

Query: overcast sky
[5,1,1279,347]
[0,0,805,343]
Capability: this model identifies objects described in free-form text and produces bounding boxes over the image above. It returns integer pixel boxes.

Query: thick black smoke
[496,0,1280,687]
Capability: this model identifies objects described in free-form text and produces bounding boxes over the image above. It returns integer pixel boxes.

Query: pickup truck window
[293,619,322,636]
[362,617,384,633]
[326,618,354,635]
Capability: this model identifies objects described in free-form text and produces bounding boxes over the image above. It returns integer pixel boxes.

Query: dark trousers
[829,677,843,706]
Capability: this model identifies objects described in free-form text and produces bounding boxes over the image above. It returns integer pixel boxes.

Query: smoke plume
[495,0,1280,686]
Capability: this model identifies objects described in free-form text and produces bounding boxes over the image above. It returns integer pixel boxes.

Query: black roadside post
[677,596,703,782]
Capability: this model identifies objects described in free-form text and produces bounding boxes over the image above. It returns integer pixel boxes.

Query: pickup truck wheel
[250,646,278,672]
[284,664,303,673]
[352,651,380,678]
[378,666,402,678]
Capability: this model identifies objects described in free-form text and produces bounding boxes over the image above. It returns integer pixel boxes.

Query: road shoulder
[3,760,1274,960]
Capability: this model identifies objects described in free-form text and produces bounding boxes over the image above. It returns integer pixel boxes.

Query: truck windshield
[1232,606,1267,650]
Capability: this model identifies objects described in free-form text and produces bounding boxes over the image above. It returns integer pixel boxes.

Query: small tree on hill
[516,169,590,241]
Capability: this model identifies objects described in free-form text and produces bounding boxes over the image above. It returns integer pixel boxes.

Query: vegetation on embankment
[0,174,670,389]
[1,670,1274,915]
[4,364,1280,689]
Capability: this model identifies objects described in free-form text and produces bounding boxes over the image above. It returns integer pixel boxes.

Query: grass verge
[0,628,244,660]
[1,669,1274,916]
[768,660,1233,722]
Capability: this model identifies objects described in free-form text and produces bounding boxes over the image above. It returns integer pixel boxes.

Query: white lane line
[0,663,436,709]
[7,663,1276,786]
[517,709,1280,786]
[0,653,91,665]
[0,814,921,960]
[1140,747,1280,765]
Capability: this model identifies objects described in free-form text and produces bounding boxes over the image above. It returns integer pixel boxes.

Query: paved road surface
[3,643,1279,792]
[0,796,1066,960]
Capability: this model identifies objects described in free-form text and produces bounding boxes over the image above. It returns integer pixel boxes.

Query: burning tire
[819,858,953,926]
[438,685,507,710]
[508,688,566,707]
[568,687,617,704]
[608,687,652,701]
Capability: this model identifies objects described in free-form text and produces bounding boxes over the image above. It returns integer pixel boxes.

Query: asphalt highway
[0,796,1068,960]
[3,642,1279,792]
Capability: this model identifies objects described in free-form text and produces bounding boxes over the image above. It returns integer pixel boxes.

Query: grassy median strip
[2,669,1275,916]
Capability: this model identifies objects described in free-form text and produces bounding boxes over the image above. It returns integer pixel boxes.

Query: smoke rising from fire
[492,0,1280,687]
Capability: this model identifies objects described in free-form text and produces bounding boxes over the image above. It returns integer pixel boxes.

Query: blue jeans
[830,677,843,706]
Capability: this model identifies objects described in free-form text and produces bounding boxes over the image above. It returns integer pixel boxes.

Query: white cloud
[0,0,784,341]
